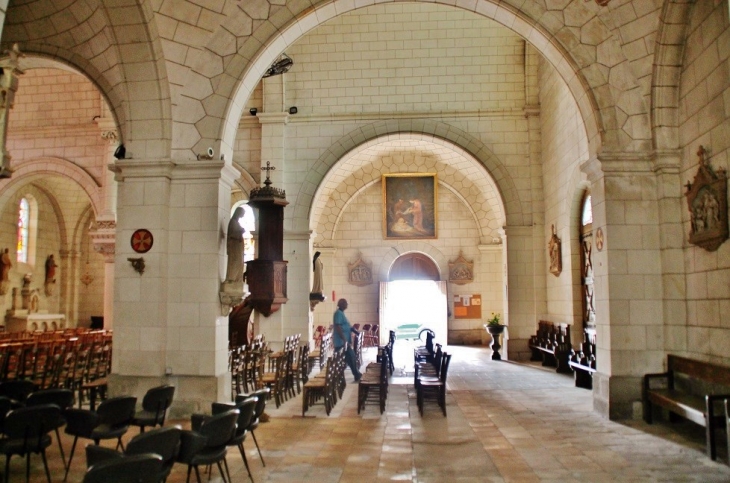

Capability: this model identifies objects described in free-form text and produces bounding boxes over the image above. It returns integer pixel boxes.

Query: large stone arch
[0,158,103,218]
[2,0,172,159]
[651,0,694,152]
[306,127,510,244]
[208,0,653,165]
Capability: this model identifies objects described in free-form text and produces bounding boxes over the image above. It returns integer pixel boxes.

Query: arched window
[581,194,593,226]
[16,198,30,263]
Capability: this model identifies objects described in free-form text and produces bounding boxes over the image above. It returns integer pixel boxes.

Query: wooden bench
[528,321,572,374]
[568,328,596,389]
[643,355,730,461]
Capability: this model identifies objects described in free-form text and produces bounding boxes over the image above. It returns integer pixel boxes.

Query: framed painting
[382,173,437,239]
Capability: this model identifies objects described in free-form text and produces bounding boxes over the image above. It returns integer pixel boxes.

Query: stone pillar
[502,224,543,360]
[90,117,119,328]
[582,153,664,419]
[254,75,290,349]
[109,158,237,416]
[478,244,504,347]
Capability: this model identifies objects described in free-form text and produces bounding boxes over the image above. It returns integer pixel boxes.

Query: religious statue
[44,254,57,295]
[310,251,325,301]
[0,247,10,295]
[45,254,56,284]
[224,207,245,285]
[548,224,562,276]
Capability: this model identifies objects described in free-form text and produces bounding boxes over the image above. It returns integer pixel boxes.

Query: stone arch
[377,244,447,283]
[213,0,644,165]
[0,158,102,218]
[3,0,172,159]
[651,0,694,152]
[303,124,515,237]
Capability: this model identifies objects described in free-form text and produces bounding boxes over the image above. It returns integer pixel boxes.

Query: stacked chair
[414,343,451,416]
[358,347,389,414]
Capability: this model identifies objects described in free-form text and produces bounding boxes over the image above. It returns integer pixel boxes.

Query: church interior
[0,0,727,479]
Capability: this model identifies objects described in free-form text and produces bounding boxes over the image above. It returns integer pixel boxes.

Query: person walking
[333,298,362,382]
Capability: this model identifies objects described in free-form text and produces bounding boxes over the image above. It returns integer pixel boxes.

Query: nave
[12,345,730,482]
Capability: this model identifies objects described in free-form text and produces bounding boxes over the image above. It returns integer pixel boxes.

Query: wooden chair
[416,353,451,416]
[358,348,389,414]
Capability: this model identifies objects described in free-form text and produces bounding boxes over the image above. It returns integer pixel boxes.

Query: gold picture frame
[382,173,437,239]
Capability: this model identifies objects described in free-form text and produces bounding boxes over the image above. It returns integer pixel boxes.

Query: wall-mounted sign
[131,229,153,254]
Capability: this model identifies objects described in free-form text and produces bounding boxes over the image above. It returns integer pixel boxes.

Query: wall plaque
[347,252,373,286]
[448,251,474,285]
[685,146,728,251]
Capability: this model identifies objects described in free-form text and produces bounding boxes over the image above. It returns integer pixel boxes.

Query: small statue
[224,207,245,285]
[45,254,57,284]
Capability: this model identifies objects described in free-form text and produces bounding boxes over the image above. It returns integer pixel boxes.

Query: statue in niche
[685,146,728,251]
[224,207,245,285]
[548,224,562,276]
[44,254,57,296]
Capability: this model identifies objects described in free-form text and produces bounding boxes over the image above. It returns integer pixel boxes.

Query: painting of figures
[382,173,437,239]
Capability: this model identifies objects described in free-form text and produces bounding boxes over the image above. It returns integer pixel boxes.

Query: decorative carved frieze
[448,251,474,285]
[89,218,116,262]
[685,146,728,251]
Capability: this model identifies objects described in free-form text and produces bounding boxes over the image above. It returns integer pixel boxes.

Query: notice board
[453,294,481,319]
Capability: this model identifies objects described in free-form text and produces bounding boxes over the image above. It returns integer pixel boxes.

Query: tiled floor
[11,343,730,482]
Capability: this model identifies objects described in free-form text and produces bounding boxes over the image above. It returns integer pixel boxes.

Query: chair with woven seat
[64,395,138,480]
[0,404,60,483]
[83,453,164,483]
[131,385,176,433]
[26,388,75,468]
[177,409,239,483]
[85,425,182,483]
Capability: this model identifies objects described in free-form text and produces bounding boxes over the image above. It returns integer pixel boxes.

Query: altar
[3,276,66,332]
[5,312,65,332]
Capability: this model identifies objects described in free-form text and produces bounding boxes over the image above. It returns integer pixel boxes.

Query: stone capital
[111,158,231,183]
[256,112,289,125]
[89,217,116,262]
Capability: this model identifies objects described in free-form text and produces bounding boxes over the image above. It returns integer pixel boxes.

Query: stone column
[90,117,119,328]
[502,224,543,360]
[582,153,664,419]
[254,75,290,350]
[109,158,237,416]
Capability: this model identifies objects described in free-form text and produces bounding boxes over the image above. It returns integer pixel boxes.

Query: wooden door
[389,253,440,281]
[580,193,595,329]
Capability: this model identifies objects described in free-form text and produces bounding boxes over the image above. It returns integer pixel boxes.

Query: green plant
[487,312,501,326]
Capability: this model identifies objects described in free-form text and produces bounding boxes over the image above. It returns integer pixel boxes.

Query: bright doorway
[379,280,448,344]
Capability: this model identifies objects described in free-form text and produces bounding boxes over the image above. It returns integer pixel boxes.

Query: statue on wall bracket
[347,252,373,287]
[685,145,728,252]
[448,251,474,285]
[548,224,562,276]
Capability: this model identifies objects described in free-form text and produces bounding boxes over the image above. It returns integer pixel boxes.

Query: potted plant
[484,313,505,360]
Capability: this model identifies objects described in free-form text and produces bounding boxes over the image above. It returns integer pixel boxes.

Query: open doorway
[379,280,448,344]
[379,252,447,345]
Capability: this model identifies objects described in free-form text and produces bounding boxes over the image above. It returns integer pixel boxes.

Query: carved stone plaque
[685,146,728,251]
[348,253,372,286]
[448,251,474,285]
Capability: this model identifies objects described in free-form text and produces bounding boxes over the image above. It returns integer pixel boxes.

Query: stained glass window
[581,195,593,226]
[17,198,29,263]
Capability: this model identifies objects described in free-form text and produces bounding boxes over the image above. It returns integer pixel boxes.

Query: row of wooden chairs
[358,345,389,414]
[302,349,346,416]
[229,336,270,396]
[259,334,310,408]
[308,331,332,370]
[414,343,451,416]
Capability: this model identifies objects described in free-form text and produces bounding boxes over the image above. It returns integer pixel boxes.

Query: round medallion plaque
[131,229,153,253]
